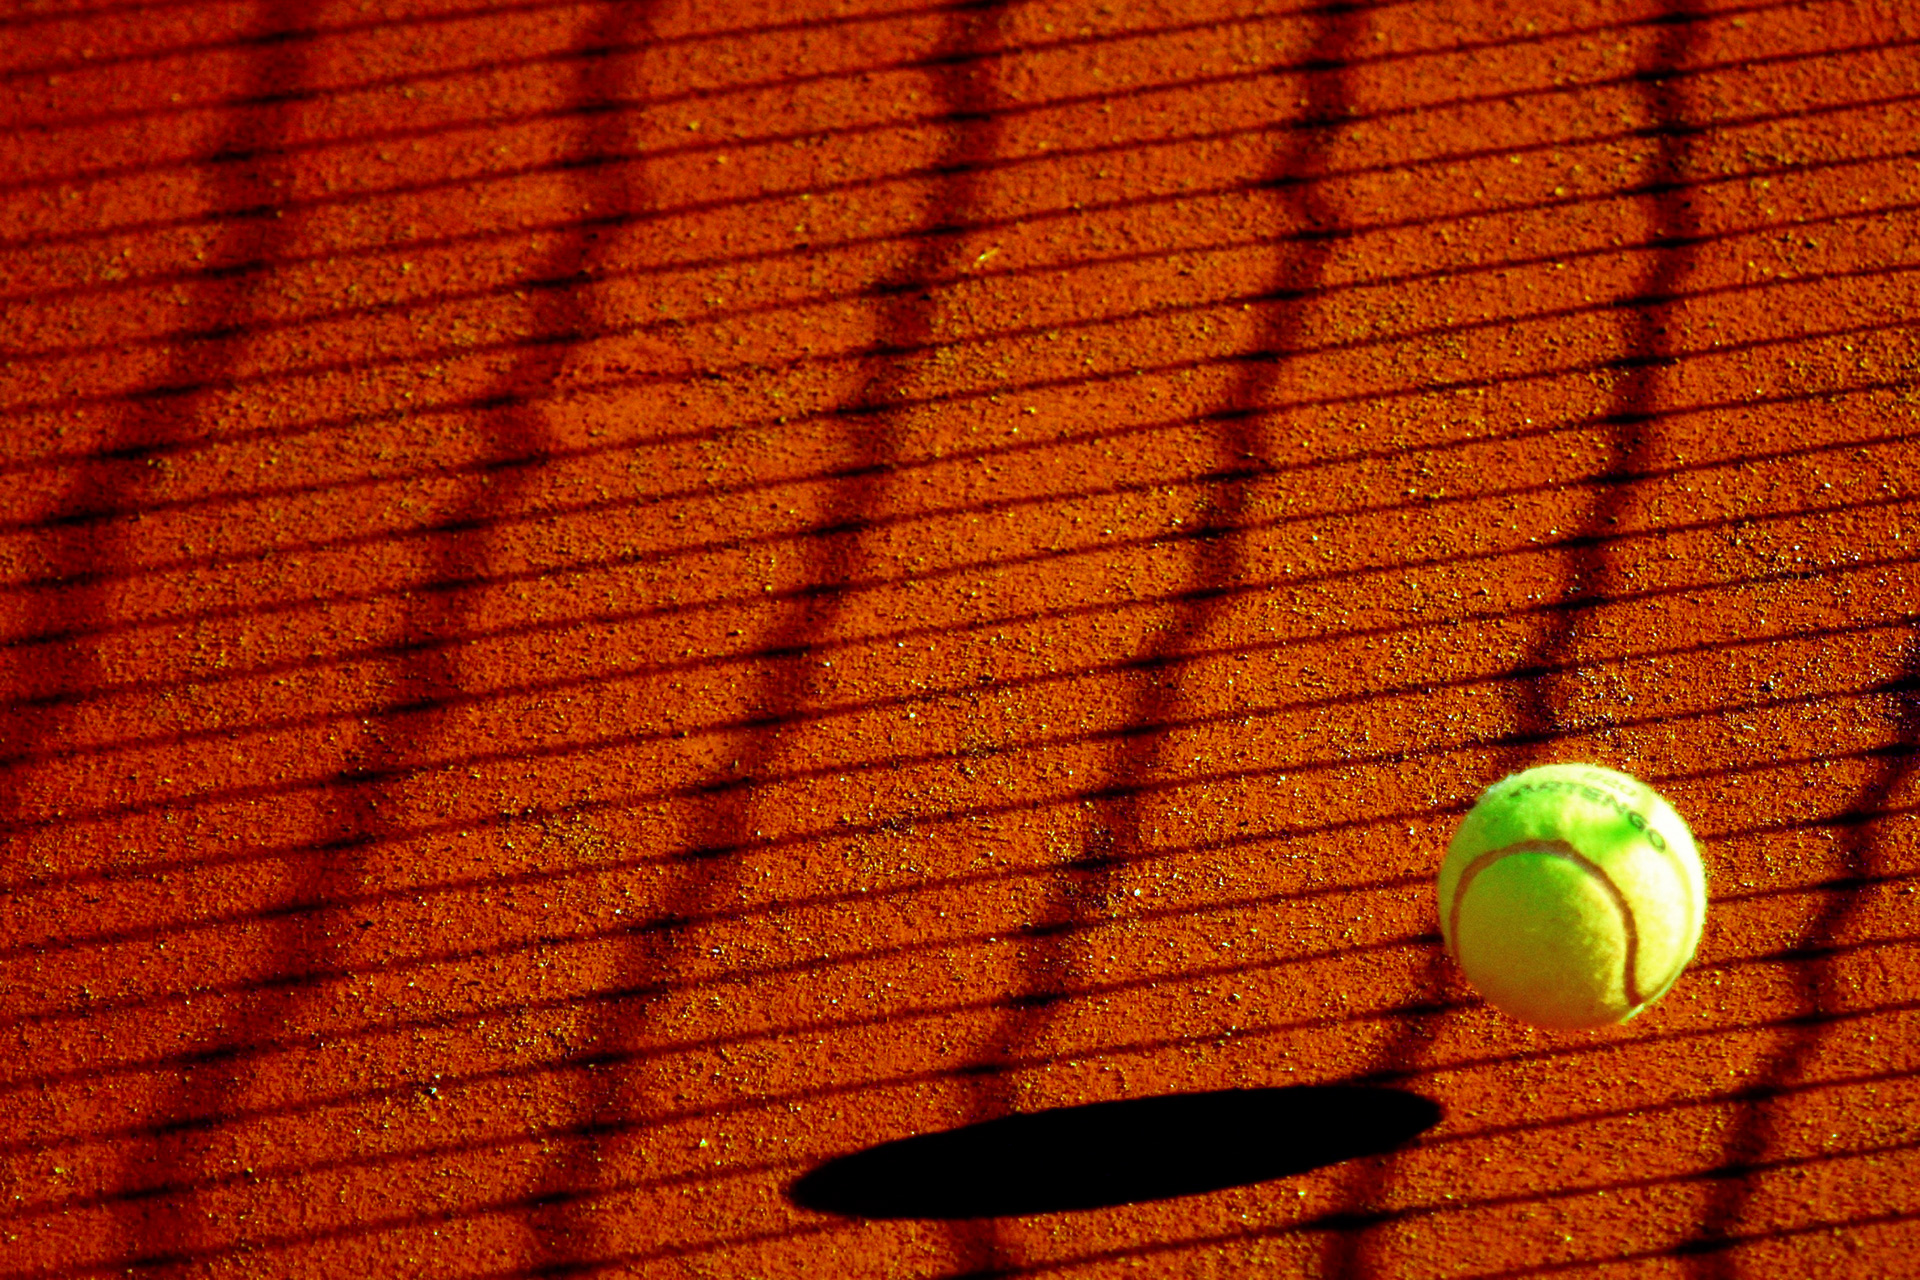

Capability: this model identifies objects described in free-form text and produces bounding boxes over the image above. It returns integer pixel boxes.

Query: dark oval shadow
[788,1084,1441,1219]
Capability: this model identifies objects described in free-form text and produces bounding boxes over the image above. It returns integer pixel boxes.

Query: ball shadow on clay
[787,1084,1441,1218]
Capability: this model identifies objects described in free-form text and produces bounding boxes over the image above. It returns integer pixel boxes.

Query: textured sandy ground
[1,1,1917,1276]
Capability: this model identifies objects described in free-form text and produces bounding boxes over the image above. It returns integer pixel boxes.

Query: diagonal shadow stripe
[9,70,1909,350]
[6,0,1444,148]
[9,134,1917,388]
[0,0,1879,246]
[6,239,1915,637]
[50,0,1813,144]
[1321,3,1715,1276]
[0,17,310,864]
[12,64,1916,431]
[18,2,332,1267]
[6,825,1916,1182]
[14,878,1916,1208]
[3,0,1335,103]
[1681,630,1920,1275]
[5,211,1908,579]
[0,364,1907,737]
[4,531,1908,951]
[1,597,1906,1068]
[0,0,951,92]
[107,1,635,1267]
[0,408,1906,816]
[13,969,1916,1275]
[3,656,1910,1052]
[513,3,1014,1271]
[945,3,1366,1272]
[0,0,1598,192]
[5,470,1908,804]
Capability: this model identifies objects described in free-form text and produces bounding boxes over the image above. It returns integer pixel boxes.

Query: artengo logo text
[1505,778,1669,851]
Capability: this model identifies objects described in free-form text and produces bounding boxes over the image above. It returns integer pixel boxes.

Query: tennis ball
[1437,763,1705,1031]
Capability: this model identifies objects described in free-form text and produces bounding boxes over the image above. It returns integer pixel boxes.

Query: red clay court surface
[1,1,1917,1276]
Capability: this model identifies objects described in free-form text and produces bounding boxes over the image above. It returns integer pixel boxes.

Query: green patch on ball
[1438,763,1706,1031]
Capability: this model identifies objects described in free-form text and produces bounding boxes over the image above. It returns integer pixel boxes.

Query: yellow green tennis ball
[1438,763,1705,1031]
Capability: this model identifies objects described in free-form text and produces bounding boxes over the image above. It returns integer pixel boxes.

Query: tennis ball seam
[1448,838,1646,1008]
[1499,773,1703,931]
